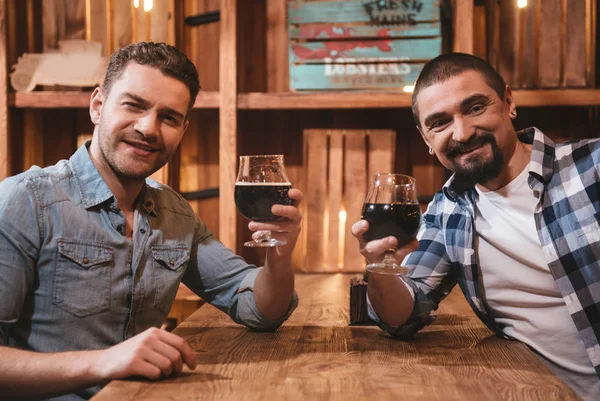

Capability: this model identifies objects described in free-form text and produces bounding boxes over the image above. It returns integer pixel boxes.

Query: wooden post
[0,0,8,181]
[453,0,474,54]
[219,0,237,249]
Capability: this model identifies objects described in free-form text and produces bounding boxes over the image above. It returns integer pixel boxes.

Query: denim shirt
[0,143,298,400]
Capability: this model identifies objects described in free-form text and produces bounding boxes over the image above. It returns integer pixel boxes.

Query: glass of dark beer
[234,155,292,247]
[361,173,421,274]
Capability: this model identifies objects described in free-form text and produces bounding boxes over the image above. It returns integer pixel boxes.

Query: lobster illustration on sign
[291,26,393,61]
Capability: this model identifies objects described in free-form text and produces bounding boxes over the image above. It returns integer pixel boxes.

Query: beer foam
[235,182,291,186]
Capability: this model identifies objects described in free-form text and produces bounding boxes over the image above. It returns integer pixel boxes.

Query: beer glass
[361,173,421,274]
[234,155,292,247]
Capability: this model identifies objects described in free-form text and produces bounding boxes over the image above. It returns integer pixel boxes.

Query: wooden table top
[92,274,579,401]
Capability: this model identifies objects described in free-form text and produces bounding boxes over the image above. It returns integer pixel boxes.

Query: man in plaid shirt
[352,53,600,400]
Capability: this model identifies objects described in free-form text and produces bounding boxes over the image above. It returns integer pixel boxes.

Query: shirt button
[170,260,175,266]
[145,201,152,207]
[140,228,146,234]
[83,257,89,264]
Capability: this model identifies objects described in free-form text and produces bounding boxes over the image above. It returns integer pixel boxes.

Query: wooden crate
[482,0,596,89]
[288,0,442,90]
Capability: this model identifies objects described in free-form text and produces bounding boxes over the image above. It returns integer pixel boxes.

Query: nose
[451,116,474,143]
[134,112,159,139]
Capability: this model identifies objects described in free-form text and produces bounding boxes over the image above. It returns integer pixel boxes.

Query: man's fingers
[287,188,303,207]
[351,220,369,238]
[157,330,197,370]
[151,340,184,374]
[364,236,398,254]
[143,351,174,378]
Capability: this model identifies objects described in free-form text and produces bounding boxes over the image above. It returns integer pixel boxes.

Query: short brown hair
[412,53,507,128]
[102,42,200,111]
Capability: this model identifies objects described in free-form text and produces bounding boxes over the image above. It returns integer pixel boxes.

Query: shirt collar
[443,127,553,202]
[68,141,158,216]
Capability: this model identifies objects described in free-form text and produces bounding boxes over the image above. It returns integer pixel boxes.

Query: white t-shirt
[474,164,599,400]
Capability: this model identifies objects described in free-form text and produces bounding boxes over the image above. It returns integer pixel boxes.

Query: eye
[430,119,450,131]
[123,102,142,110]
[468,104,485,114]
[161,115,179,125]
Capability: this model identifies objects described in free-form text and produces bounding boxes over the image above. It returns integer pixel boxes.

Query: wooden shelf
[238,91,413,109]
[512,90,600,107]
[9,91,220,109]
[9,89,600,110]
[239,89,600,109]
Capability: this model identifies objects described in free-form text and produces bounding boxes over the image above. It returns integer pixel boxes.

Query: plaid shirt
[377,127,600,376]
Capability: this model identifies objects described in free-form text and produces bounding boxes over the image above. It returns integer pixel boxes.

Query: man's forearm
[367,274,415,327]
[0,346,102,399]
[254,254,295,321]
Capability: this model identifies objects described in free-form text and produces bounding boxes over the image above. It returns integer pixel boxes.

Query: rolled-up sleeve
[182,216,297,331]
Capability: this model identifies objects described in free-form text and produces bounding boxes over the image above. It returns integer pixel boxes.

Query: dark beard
[446,133,504,186]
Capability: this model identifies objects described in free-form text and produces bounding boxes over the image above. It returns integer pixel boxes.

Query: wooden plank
[367,130,395,178]
[266,0,289,92]
[290,63,422,90]
[326,131,343,273]
[112,0,132,49]
[11,91,220,108]
[472,4,486,60]
[521,0,538,88]
[239,92,414,109]
[0,0,7,180]
[485,0,498,68]
[290,38,442,63]
[538,0,561,87]
[289,22,441,39]
[343,131,367,273]
[498,0,519,87]
[303,130,328,273]
[22,111,44,170]
[219,0,237,249]
[564,0,587,87]
[86,0,108,56]
[453,0,474,53]
[150,0,170,43]
[288,1,441,24]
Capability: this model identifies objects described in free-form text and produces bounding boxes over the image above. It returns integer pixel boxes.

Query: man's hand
[92,327,197,381]
[351,219,419,264]
[248,188,303,260]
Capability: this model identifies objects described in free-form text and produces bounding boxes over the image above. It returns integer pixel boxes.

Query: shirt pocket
[151,245,190,315]
[53,240,113,318]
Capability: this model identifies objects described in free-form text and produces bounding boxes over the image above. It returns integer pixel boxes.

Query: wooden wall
[7,0,600,271]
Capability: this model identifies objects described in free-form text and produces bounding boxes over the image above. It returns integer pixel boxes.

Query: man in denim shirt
[0,43,301,400]
[353,53,600,400]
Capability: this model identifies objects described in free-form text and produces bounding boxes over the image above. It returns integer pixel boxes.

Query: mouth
[124,140,159,156]
[452,144,488,159]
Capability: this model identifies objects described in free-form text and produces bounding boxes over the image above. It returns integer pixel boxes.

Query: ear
[182,119,190,134]
[417,125,432,149]
[504,84,517,120]
[89,87,103,125]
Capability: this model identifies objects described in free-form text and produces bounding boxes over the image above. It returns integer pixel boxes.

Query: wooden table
[92,274,579,401]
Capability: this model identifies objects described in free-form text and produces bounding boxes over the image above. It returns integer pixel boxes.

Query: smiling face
[415,70,517,186]
[89,62,190,182]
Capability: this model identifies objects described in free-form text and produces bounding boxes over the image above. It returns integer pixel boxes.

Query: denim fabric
[0,143,298,400]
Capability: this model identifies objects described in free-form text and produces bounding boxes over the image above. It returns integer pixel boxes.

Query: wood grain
[266,0,289,92]
[92,274,580,401]
[453,0,473,54]
[303,130,328,273]
[326,131,343,273]
[219,0,237,249]
[343,132,367,272]
[0,0,7,180]
[564,0,587,87]
[538,0,561,87]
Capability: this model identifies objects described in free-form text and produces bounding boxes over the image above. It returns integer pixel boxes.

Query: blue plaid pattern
[377,127,600,376]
